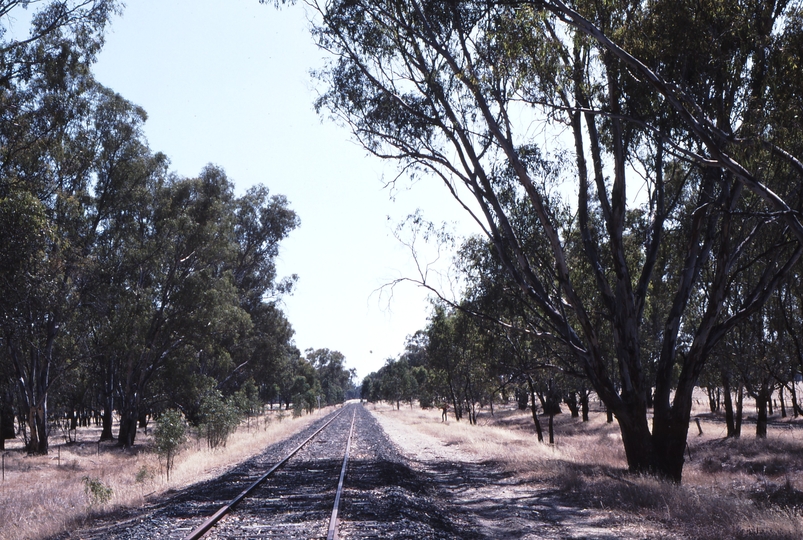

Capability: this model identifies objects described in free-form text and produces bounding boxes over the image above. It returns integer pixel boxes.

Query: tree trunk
[565,392,580,418]
[548,414,555,444]
[722,375,736,437]
[9,338,52,455]
[615,410,679,478]
[735,385,743,437]
[100,400,114,442]
[580,391,589,422]
[756,387,769,438]
[450,387,461,421]
[526,377,544,442]
[1,393,15,445]
[28,401,48,454]
[118,412,137,448]
[789,382,801,417]
[117,389,139,448]
[779,386,787,418]
[615,373,698,482]
[706,387,717,413]
[100,359,115,441]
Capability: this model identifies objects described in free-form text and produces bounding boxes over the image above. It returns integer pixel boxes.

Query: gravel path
[371,407,677,539]
[51,403,675,539]
[51,404,478,539]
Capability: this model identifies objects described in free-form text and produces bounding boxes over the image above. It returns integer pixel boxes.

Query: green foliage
[154,409,187,480]
[82,476,113,506]
[307,348,355,406]
[233,379,261,419]
[412,366,434,408]
[199,391,241,450]
[292,397,304,418]
[0,9,299,451]
[135,466,154,484]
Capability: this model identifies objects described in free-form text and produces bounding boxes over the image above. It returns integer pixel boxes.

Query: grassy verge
[371,400,803,540]
[0,408,324,540]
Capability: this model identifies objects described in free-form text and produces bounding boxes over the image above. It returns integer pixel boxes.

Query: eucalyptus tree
[79,86,167,441]
[307,348,355,406]
[0,1,119,452]
[776,279,803,416]
[112,166,258,447]
[373,357,417,410]
[232,301,296,401]
[279,352,320,413]
[735,287,802,435]
[425,303,498,423]
[305,0,803,480]
[400,332,435,406]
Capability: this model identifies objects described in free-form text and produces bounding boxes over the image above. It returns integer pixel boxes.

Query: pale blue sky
[91,0,479,379]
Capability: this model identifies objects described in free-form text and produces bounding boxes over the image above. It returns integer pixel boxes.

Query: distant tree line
[365,260,803,447]
[0,1,356,454]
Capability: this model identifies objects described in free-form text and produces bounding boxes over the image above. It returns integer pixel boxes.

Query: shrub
[154,409,187,480]
[135,465,154,484]
[292,395,304,418]
[200,391,241,449]
[82,476,112,506]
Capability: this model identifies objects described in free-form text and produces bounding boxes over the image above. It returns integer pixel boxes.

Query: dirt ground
[370,404,679,539]
[7,398,802,539]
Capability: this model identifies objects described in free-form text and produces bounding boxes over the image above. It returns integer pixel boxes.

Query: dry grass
[371,397,803,539]
[0,407,327,540]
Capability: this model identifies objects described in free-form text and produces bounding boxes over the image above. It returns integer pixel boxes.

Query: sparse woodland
[0,0,356,458]
[313,0,803,482]
[2,0,803,538]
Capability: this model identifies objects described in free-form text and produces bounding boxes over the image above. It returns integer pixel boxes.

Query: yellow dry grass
[371,398,803,540]
[0,407,327,540]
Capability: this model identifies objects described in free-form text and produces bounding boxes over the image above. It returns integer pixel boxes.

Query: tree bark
[788,382,801,417]
[526,377,544,442]
[706,387,718,413]
[722,374,737,437]
[99,356,115,441]
[117,388,139,448]
[580,390,589,422]
[756,386,769,438]
[565,392,580,418]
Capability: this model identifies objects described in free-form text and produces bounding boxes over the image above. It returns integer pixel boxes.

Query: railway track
[53,403,473,539]
[185,405,357,539]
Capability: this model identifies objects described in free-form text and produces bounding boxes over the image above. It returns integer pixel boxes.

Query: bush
[82,476,112,506]
[154,409,187,480]
[200,391,241,449]
[292,395,304,418]
[135,465,154,484]
[233,379,261,418]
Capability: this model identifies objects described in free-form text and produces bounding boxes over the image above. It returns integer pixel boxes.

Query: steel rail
[326,409,356,540]
[183,407,346,540]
